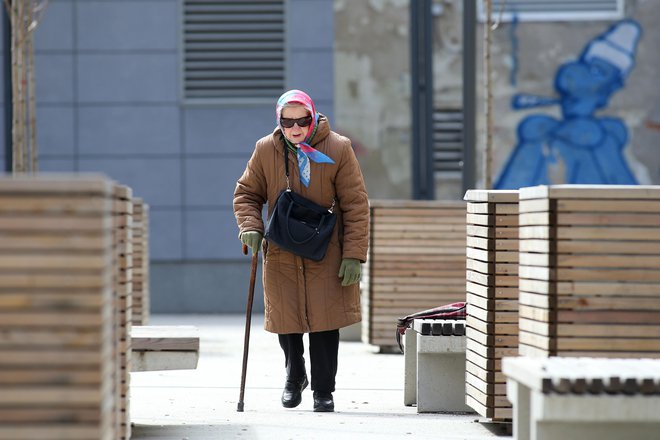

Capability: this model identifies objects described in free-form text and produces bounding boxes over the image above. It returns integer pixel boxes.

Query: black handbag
[264,146,337,261]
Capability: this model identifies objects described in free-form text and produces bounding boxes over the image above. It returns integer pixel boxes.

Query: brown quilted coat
[233,115,369,334]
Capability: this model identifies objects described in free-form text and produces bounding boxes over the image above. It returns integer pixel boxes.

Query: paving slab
[130,314,509,439]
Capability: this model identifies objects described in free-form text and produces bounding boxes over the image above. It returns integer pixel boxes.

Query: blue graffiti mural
[495,19,642,189]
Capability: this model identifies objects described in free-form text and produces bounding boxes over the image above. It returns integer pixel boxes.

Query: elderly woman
[233,89,369,412]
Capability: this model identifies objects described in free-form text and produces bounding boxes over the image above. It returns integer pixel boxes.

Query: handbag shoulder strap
[282,139,336,213]
[283,143,291,191]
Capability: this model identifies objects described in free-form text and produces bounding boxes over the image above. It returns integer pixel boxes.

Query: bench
[131,326,200,372]
[503,356,660,440]
[403,319,471,413]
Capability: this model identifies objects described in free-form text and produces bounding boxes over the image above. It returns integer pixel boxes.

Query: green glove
[338,258,361,286]
[240,231,263,255]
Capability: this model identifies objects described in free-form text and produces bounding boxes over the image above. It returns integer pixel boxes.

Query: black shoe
[313,391,334,412]
[281,376,308,408]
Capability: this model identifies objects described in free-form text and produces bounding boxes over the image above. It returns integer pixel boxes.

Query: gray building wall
[24,0,335,313]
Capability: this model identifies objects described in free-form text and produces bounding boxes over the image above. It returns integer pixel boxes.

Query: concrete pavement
[130,314,510,439]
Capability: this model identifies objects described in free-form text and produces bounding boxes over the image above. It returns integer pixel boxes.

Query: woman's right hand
[240,231,263,255]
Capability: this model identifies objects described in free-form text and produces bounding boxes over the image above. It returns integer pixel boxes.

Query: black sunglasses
[280,116,313,128]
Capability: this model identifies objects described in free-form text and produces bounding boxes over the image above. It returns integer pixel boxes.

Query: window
[183,0,286,101]
[478,0,624,22]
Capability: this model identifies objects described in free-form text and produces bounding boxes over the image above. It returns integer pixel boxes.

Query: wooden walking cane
[237,243,258,412]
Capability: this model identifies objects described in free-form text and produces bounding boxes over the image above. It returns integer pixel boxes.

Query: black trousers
[278,329,339,393]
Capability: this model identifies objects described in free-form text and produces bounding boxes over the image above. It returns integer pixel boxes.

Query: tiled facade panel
[184,209,239,259]
[183,107,275,155]
[34,0,74,51]
[77,54,178,103]
[78,157,182,207]
[184,157,249,207]
[78,106,180,155]
[149,208,184,260]
[35,54,75,103]
[37,107,76,156]
[77,1,179,51]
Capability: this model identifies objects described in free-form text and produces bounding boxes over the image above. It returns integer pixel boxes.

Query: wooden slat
[520,265,660,282]
[520,239,660,254]
[519,304,660,324]
[466,247,519,263]
[466,282,518,299]
[467,270,518,287]
[520,225,660,240]
[464,189,519,203]
[467,327,518,347]
[521,212,660,227]
[466,293,519,312]
[467,315,518,335]
[519,184,660,200]
[0,175,112,194]
[466,260,517,276]
[0,216,110,232]
[521,252,660,269]
[0,408,102,423]
[467,213,518,227]
[466,202,518,215]
[519,290,660,311]
[0,425,107,440]
[520,318,660,338]
[466,236,518,251]
[0,196,108,213]
[465,381,511,407]
[556,199,660,212]
[372,238,466,247]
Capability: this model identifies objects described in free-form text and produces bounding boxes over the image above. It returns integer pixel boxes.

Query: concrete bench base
[508,381,660,440]
[504,357,660,440]
[403,319,472,413]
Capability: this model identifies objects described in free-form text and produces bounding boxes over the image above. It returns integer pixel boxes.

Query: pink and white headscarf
[276,89,334,187]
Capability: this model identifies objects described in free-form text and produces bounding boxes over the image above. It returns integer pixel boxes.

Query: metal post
[410,0,434,200]
[462,0,477,193]
[484,0,494,189]
[3,3,11,172]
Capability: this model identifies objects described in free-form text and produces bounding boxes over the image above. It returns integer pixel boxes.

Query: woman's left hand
[338,258,361,286]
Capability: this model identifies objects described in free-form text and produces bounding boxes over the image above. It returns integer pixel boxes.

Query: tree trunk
[4,0,48,174]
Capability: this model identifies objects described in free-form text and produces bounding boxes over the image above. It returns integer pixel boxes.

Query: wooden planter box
[112,185,132,440]
[131,199,150,326]
[464,190,519,421]
[363,200,466,350]
[0,175,116,440]
[518,185,660,358]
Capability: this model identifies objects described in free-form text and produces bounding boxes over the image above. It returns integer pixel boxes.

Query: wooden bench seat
[503,356,660,440]
[131,326,200,372]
